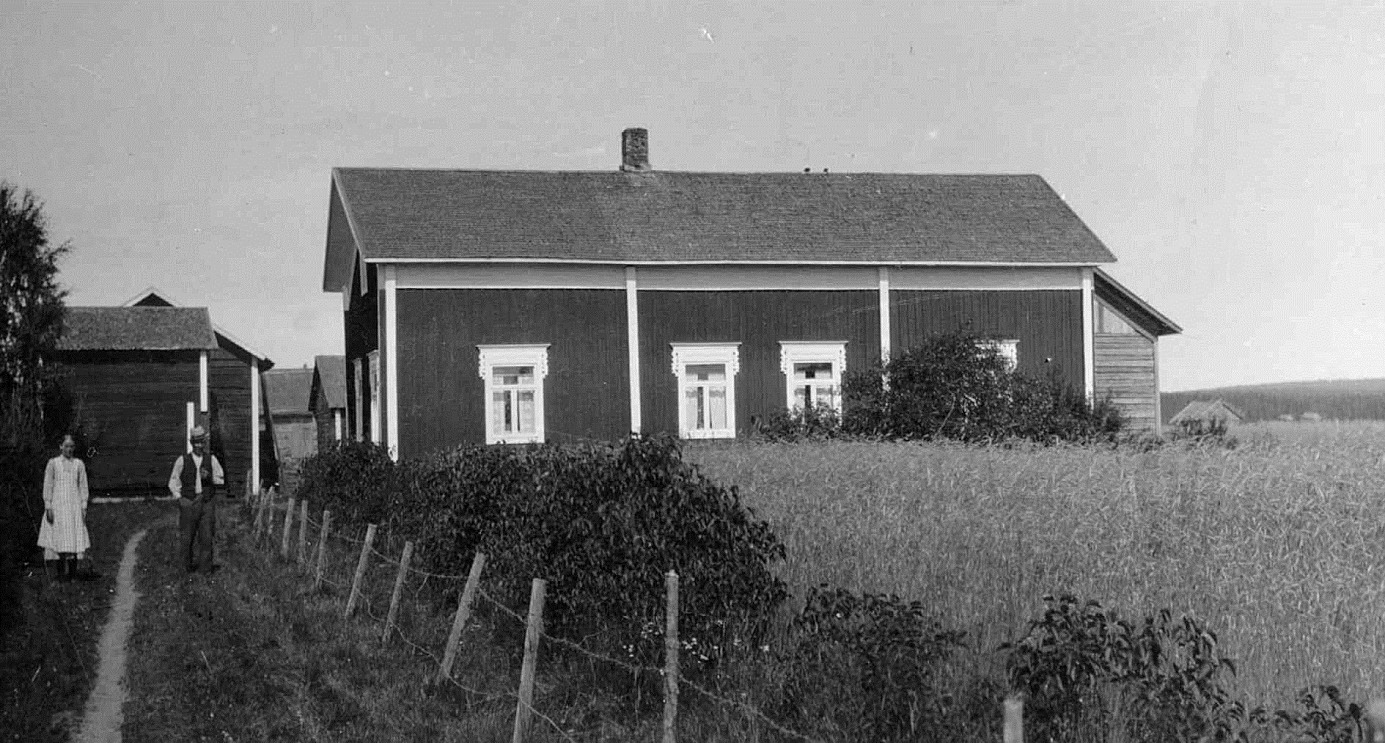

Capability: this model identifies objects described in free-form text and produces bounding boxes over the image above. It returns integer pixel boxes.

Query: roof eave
[1093,268,1181,336]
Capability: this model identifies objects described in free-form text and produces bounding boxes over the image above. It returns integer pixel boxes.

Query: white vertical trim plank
[250,365,261,493]
[199,351,209,412]
[1081,268,1095,402]
[185,401,195,453]
[383,265,400,461]
[877,266,892,364]
[334,410,343,441]
[625,266,642,434]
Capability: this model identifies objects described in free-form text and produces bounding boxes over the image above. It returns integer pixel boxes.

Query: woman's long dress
[37,455,91,554]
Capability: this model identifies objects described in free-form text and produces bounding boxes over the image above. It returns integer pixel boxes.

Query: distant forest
[1161,379,1385,423]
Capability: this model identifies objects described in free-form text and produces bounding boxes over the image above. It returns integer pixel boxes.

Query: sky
[2,1,1382,391]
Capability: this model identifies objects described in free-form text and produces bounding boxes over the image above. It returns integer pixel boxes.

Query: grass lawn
[122,500,541,742]
[0,499,165,743]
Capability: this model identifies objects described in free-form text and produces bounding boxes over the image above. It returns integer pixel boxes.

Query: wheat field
[686,422,1385,709]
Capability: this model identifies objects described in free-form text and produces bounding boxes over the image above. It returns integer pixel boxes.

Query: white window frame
[671,342,740,440]
[779,341,848,413]
[478,344,549,445]
[368,351,381,443]
[976,339,1019,372]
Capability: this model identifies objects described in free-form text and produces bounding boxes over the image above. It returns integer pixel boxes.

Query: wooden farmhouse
[322,128,1180,459]
[264,367,317,460]
[310,354,348,450]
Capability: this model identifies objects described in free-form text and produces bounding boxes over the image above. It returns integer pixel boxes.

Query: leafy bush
[751,403,844,442]
[841,332,1122,444]
[780,585,968,741]
[293,440,400,527]
[299,435,789,693]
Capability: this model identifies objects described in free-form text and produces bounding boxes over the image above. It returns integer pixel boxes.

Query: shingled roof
[312,355,347,410]
[264,368,314,417]
[325,168,1117,291]
[58,307,217,351]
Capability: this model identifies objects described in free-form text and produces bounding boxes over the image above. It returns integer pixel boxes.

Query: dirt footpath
[73,528,148,743]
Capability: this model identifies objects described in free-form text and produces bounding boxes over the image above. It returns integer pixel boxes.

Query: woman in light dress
[38,434,92,581]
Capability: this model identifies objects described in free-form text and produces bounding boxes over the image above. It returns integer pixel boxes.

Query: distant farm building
[310,355,348,450]
[1277,414,1295,422]
[264,367,317,461]
[1169,399,1245,432]
[1300,411,1323,422]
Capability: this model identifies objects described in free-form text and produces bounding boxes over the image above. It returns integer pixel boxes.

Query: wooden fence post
[253,487,270,541]
[663,570,680,743]
[345,524,377,619]
[1367,699,1385,743]
[1004,695,1024,743]
[436,552,487,685]
[381,541,414,644]
[511,578,547,743]
[297,499,310,563]
[313,510,332,591]
[280,496,297,559]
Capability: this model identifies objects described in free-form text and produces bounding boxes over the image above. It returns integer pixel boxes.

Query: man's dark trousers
[178,495,216,572]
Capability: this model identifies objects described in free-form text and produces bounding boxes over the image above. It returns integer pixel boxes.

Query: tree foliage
[0,182,68,403]
[0,183,69,609]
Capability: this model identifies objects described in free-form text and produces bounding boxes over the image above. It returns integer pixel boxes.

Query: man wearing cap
[168,425,224,573]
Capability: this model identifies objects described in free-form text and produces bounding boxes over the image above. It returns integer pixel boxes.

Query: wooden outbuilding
[264,367,317,461]
[322,128,1182,458]
[54,306,217,494]
[1169,399,1246,430]
[310,354,348,450]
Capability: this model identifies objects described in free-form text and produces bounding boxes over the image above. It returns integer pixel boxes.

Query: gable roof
[263,368,314,416]
[325,169,1118,291]
[124,287,275,370]
[1170,399,1245,424]
[58,307,217,351]
[1093,269,1181,337]
[313,355,347,410]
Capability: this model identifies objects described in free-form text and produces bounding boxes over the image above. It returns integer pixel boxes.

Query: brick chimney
[621,127,650,172]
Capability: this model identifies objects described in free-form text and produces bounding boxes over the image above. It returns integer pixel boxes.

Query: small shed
[310,355,348,450]
[264,367,317,461]
[1169,399,1245,432]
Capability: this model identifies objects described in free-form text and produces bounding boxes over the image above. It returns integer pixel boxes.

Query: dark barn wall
[344,266,378,440]
[890,290,1085,392]
[395,288,629,457]
[58,351,201,494]
[208,345,253,497]
[638,291,881,437]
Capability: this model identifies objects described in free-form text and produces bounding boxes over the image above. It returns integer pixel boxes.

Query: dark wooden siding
[344,266,378,440]
[890,290,1084,392]
[1094,334,1158,431]
[56,351,201,494]
[638,291,880,436]
[273,414,319,460]
[208,344,253,497]
[311,382,343,451]
[395,289,629,457]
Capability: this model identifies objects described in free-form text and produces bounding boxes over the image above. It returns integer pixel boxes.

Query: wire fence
[238,488,828,743]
